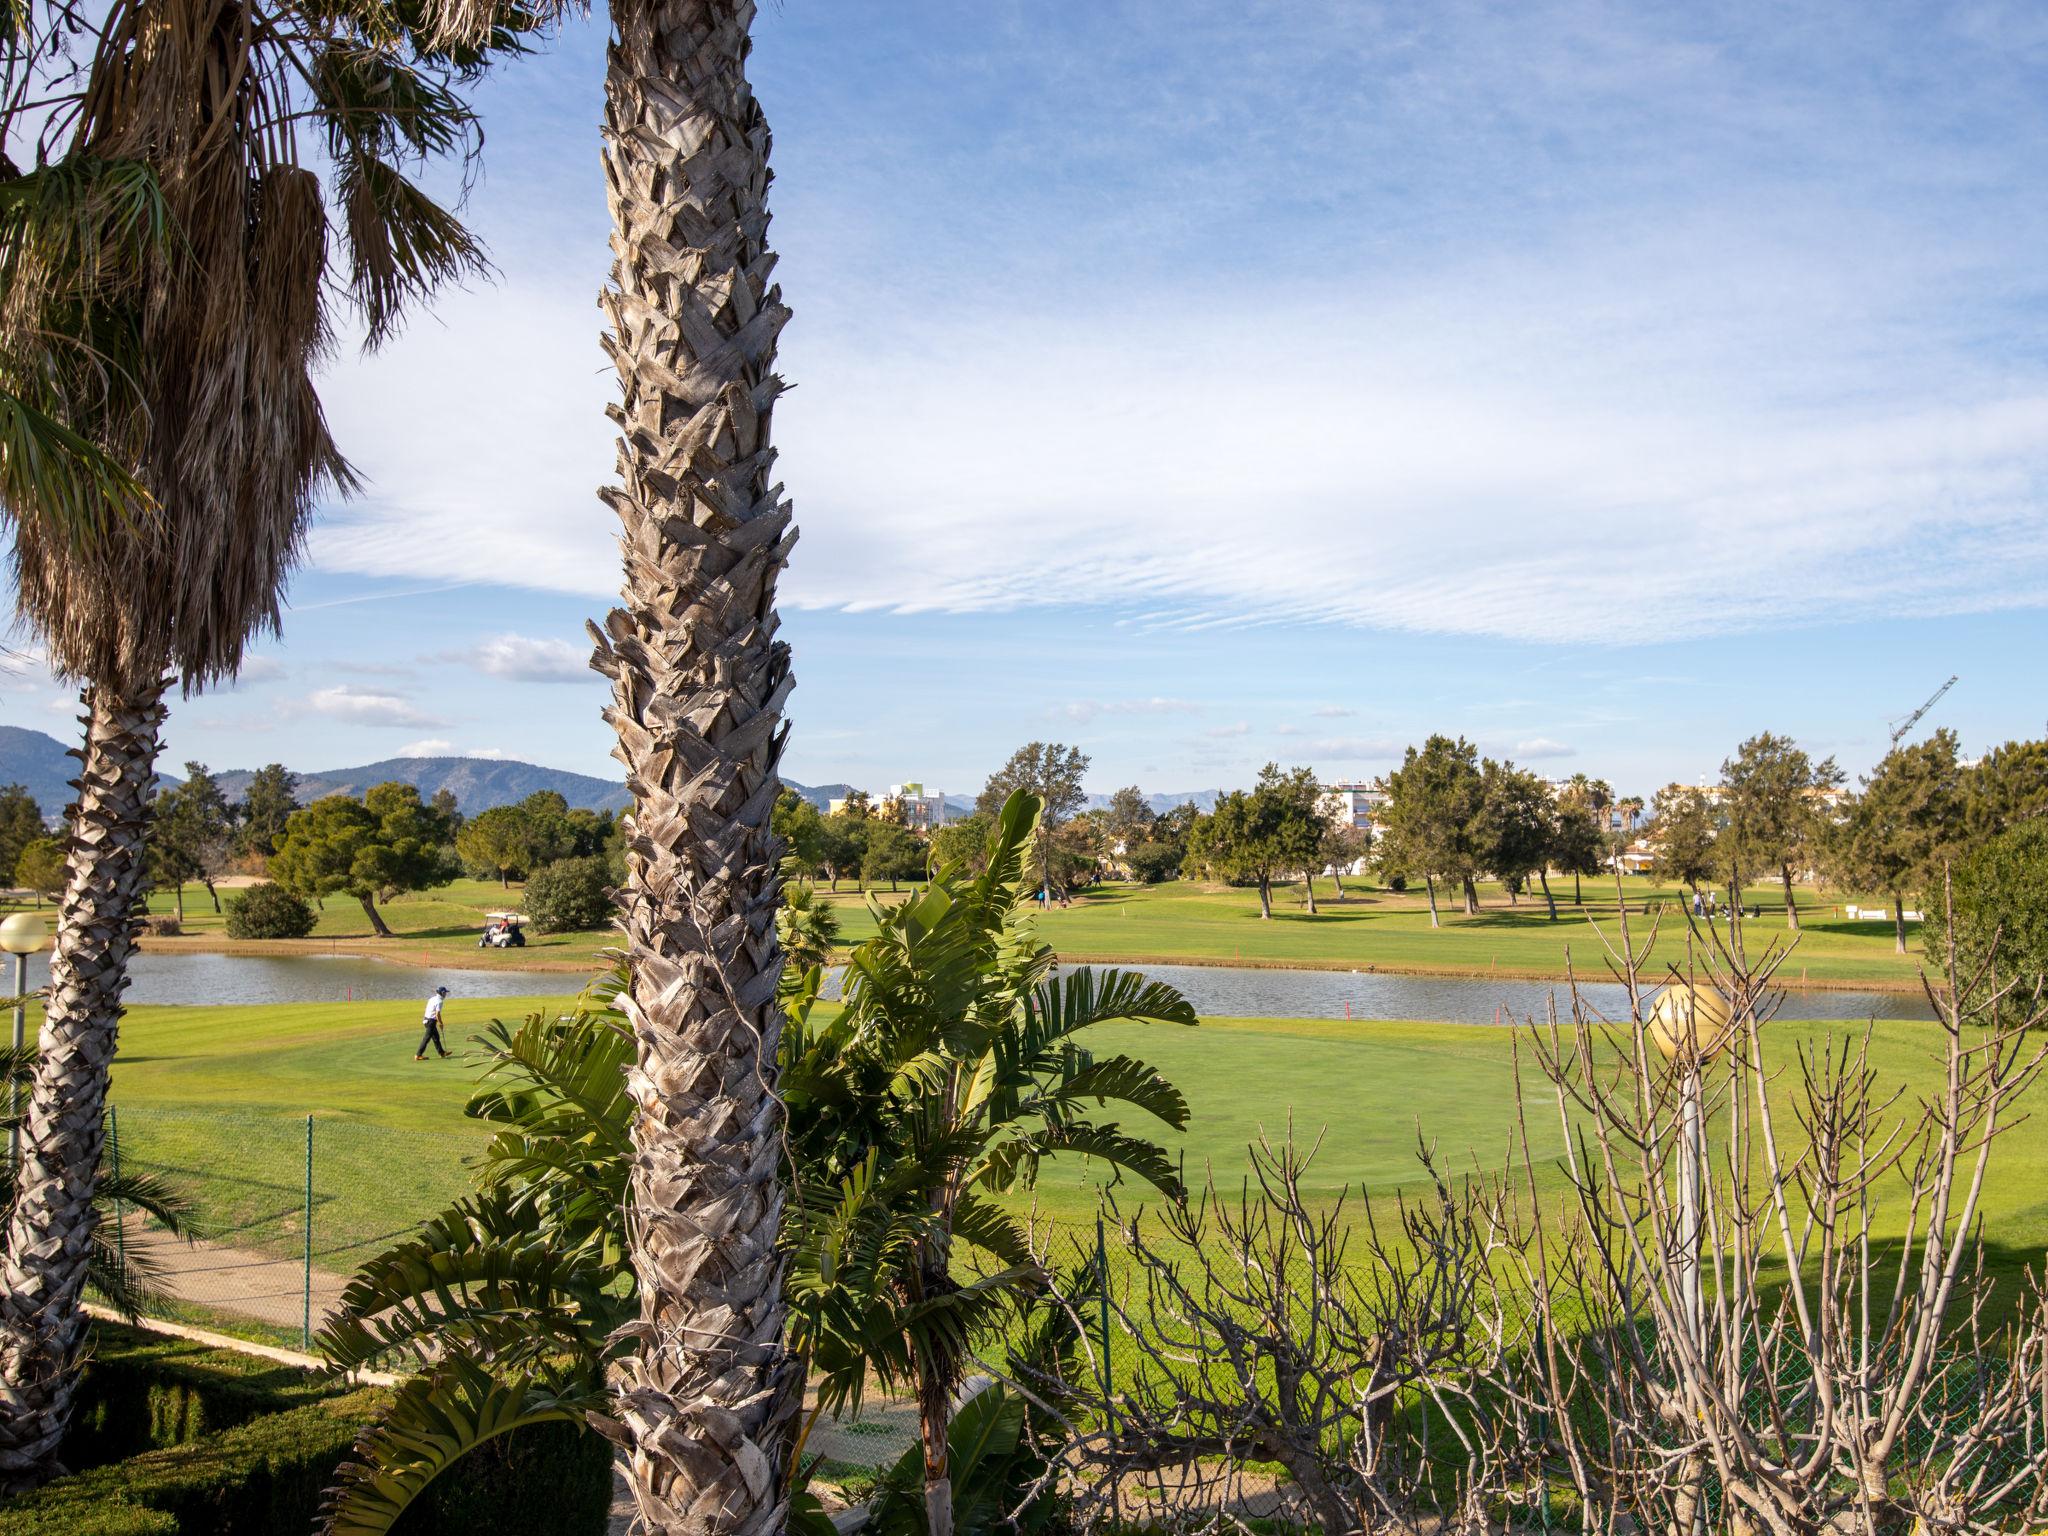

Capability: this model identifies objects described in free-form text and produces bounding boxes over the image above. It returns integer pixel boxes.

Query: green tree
[1477,760,1556,918]
[1830,729,1968,955]
[236,764,300,859]
[1962,737,2048,843]
[151,762,236,918]
[978,741,1090,898]
[1103,785,1154,867]
[821,813,871,891]
[1381,735,1485,925]
[270,785,456,938]
[1188,765,1324,919]
[515,790,574,865]
[1719,732,1842,931]
[0,787,45,887]
[781,793,1196,1536]
[776,882,839,972]
[1650,783,1717,897]
[928,811,994,875]
[772,788,830,878]
[13,839,64,904]
[455,804,539,888]
[1923,820,2048,1027]
[1548,798,1606,906]
[1126,840,1184,884]
[861,822,926,893]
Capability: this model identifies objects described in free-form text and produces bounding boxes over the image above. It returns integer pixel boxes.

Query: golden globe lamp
[1647,981,1735,1064]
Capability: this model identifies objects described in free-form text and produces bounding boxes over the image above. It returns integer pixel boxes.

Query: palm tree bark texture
[587,2,800,1532]
[0,681,164,1486]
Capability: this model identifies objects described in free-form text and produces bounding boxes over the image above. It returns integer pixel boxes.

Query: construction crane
[1889,675,1958,747]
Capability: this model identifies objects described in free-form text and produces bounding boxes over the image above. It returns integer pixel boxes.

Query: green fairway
[819,876,1926,986]
[101,994,2047,1270]
[79,871,1928,986]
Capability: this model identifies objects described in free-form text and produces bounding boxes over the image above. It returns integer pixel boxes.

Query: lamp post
[0,912,50,1170]
[1648,980,1733,1536]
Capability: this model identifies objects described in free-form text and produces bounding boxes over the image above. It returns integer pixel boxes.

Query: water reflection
[12,949,1934,1023]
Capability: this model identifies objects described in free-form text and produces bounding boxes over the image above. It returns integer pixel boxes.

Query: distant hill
[784,781,855,812]
[0,725,78,818]
[212,757,634,815]
[0,722,1216,822]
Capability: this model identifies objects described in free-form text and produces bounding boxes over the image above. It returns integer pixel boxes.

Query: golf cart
[479,913,527,949]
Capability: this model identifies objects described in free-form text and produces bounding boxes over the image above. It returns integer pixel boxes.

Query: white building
[886,783,950,834]
[1318,780,1389,840]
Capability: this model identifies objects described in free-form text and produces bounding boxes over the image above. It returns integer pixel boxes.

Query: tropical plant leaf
[321,1350,602,1536]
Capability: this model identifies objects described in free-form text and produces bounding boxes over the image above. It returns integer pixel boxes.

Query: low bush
[65,1322,342,1471]
[522,855,613,934]
[223,881,317,940]
[1125,841,1183,884]
[5,1382,614,1536]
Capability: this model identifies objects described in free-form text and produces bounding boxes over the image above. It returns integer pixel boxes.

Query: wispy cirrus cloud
[307,1,2048,648]
[1058,697,1202,723]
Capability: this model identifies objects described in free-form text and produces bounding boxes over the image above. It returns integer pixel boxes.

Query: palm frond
[335,150,490,348]
[321,1350,603,1536]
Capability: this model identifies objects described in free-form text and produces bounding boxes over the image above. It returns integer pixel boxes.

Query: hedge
[65,1322,344,1471]
[6,1373,614,1535]
[0,1388,380,1535]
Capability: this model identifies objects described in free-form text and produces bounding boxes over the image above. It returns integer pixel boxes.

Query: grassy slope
[104,997,2047,1267]
[823,877,1924,985]
[102,874,1928,985]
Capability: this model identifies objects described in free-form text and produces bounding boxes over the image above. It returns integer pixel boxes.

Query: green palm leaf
[321,1351,603,1536]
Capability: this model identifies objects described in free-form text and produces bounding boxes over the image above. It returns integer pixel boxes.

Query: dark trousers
[417,1017,447,1057]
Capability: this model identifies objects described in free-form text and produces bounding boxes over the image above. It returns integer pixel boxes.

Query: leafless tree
[1038,1132,1531,1536]
[1501,875,2048,1535]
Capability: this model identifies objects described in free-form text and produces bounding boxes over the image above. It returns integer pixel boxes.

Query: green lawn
[101,994,2045,1272]
[69,871,1926,986]
[820,876,1925,985]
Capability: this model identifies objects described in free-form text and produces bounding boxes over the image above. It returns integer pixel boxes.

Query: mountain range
[0,723,1224,820]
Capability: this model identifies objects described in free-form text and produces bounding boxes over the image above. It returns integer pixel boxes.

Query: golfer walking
[415,985,451,1060]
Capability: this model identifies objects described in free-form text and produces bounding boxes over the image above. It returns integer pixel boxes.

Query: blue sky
[8,0,2048,800]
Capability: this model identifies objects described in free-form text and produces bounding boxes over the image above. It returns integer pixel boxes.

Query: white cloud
[397,737,456,756]
[1513,737,1577,760]
[1205,721,1251,738]
[308,686,443,729]
[217,657,288,693]
[1059,697,1202,723]
[301,3,2048,647]
[1312,706,1358,719]
[446,633,594,685]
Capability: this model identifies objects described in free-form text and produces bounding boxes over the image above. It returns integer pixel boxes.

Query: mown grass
[102,995,2046,1265]
[820,875,1925,985]
[94,872,1935,985]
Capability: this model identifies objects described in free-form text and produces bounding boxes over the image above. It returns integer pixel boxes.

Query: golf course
[129,872,1932,986]
[98,985,2048,1307]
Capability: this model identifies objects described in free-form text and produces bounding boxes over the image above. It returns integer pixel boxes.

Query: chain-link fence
[104,1105,489,1351]
[99,1106,2047,1521]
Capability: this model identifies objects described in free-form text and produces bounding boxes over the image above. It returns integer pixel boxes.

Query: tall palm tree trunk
[0,680,165,1489]
[592,2,799,1529]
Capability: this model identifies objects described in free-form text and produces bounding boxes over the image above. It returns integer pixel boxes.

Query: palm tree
[579,3,804,1526]
[782,793,1196,1536]
[0,0,515,1484]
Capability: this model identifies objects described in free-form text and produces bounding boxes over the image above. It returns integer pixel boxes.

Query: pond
[10,950,1936,1023]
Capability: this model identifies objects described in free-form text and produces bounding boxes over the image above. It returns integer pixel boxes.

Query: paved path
[118,1219,351,1338]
